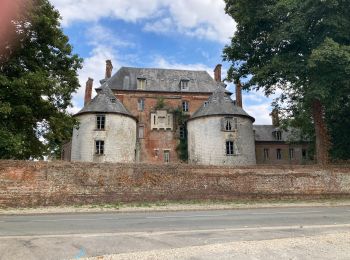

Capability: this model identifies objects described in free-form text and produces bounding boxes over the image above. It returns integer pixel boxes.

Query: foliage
[172,107,190,162]
[223,0,350,163]
[155,96,165,109]
[0,0,82,159]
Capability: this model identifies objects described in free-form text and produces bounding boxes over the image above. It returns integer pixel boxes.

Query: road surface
[0,206,350,259]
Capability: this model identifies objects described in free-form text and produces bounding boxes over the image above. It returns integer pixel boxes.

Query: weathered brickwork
[0,161,349,208]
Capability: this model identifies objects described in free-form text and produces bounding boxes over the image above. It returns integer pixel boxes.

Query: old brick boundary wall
[0,160,350,207]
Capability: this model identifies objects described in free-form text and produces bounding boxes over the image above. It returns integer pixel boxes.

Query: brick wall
[0,160,350,208]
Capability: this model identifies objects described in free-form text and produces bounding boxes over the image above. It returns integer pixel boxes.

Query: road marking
[29,217,118,222]
[1,223,350,239]
[146,211,323,219]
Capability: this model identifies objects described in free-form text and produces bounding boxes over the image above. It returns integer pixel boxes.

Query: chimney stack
[105,60,113,79]
[235,80,243,108]
[270,108,280,126]
[84,78,93,106]
[214,64,222,82]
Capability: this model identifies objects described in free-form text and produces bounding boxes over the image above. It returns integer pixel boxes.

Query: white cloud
[50,0,236,43]
[245,102,273,125]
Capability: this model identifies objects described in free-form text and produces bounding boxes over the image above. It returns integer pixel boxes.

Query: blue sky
[50,0,276,124]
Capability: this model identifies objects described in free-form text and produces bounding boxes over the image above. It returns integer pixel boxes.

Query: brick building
[68,60,309,165]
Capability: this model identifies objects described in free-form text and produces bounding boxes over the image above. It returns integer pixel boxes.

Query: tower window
[226,141,234,155]
[222,117,237,132]
[96,115,105,130]
[95,140,104,155]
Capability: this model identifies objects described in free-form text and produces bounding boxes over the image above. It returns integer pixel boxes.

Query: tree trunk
[311,99,330,165]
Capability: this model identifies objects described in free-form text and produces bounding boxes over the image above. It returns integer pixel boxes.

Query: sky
[50,0,275,125]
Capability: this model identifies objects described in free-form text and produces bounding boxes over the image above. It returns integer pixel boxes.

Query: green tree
[0,0,82,159]
[223,0,350,164]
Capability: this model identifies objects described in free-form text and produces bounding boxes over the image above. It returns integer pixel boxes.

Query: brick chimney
[235,80,243,108]
[214,64,222,82]
[105,60,113,79]
[270,108,280,126]
[84,78,93,106]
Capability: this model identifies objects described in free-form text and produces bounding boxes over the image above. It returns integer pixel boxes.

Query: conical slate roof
[75,85,135,119]
[189,86,255,122]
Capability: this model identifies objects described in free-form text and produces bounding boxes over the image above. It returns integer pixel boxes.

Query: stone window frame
[273,130,282,141]
[95,140,104,155]
[96,114,106,130]
[182,100,189,112]
[138,124,145,139]
[180,79,190,91]
[137,77,147,90]
[221,117,237,132]
[225,140,234,156]
[137,98,145,111]
[163,150,170,163]
[151,110,173,130]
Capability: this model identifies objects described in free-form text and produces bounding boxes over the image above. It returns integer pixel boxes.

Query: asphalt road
[1,206,350,259]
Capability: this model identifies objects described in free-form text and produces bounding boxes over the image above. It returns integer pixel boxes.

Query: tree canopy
[0,0,82,159]
[223,0,350,163]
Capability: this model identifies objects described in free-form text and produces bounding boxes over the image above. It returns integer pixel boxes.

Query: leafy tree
[223,0,350,164]
[0,0,82,159]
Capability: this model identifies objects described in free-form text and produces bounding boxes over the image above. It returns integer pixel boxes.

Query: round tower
[71,86,137,163]
[187,87,256,166]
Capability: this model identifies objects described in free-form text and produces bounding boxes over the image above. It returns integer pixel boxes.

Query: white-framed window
[96,115,105,130]
[164,150,170,163]
[277,148,282,160]
[226,141,234,156]
[180,80,189,91]
[138,98,145,111]
[264,148,269,160]
[95,140,104,155]
[138,125,144,139]
[273,130,282,140]
[182,101,189,112]
[137,78,146,90]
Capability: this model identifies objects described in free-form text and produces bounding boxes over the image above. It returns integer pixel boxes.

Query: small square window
[96,115,105,130]
[182,101,189,112]
[226,141,234,155]
[95,140,104,155]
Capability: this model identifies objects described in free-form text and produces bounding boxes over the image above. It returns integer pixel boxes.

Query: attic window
[137,77,146,90]
[110,98,116,103]
[273,130,282,141]
[180,79,189,91]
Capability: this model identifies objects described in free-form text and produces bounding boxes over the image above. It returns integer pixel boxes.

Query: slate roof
[100,67,220,93]
[254,125,304,142]
[75,86,135,119]
[189,87,255,122]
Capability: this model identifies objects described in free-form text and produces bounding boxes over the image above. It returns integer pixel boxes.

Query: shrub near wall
[0,160,350,207]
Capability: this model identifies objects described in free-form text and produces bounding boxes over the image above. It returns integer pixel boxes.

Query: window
[137,78,146,90]
[164,150,170,163]
[222,117,237,132]
[154,149,159,157]
[138,125,144,139]
[95,140,104,155]
[138,98,145,111]
[289,148,294,160]
[302,149,307,159]
[264,148,269,160]
[277,149,282,160]
[226,141,234,155]
[182,101,189,112]
[180,79,189,91]
[96,115,105,130]
[204,101,209,107]
[151,110,173,130]
[179,125,186,139]
[273,130,282,140]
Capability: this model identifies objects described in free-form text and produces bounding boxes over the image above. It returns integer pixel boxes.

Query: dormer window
[273,130,282,141]
[221,117,237,132]
[110,98,116,103]
[180,79,189,91]
[137,77,146,90]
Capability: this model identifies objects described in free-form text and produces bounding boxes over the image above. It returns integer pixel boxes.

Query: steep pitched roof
[189,87,255,122]
[253,125,304,142]
[100,67,220,93]
[75,86,135,119]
